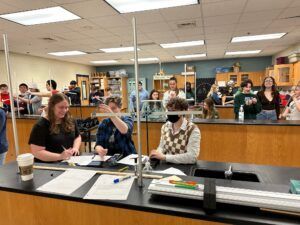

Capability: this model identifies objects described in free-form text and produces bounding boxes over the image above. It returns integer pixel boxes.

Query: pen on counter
[92,152,98,159]
[118,166,129,172]
[113,175,134,184]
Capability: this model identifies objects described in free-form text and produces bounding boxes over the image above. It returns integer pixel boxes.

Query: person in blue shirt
[129,81,149,112]
[0,106,8,165]
[95,96,136,158]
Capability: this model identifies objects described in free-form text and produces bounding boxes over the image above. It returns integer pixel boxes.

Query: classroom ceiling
[0,0,299,66]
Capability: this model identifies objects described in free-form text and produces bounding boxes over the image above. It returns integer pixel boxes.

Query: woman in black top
[29,93,81,162]
[256,76,280,120]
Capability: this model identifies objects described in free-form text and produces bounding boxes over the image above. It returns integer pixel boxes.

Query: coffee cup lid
[17,153,34,161]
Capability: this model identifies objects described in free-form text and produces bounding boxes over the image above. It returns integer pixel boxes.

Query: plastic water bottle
[238,105,244,121]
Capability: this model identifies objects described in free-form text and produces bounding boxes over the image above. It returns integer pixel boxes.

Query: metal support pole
[132,17,143,187]
[194,72,197,105]
[184,64,187,98]
[3,34,20,157]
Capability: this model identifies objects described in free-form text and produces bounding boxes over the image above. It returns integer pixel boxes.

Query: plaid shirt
[96,116,136,157]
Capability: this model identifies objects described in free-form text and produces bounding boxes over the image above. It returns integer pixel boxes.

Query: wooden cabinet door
[174,74,195,90]
[215,73,228,84]
[228,73,239,85]
[248,72,263,86]
[294,62,300,86]
[274,64,294,86]
[77,75,90,106]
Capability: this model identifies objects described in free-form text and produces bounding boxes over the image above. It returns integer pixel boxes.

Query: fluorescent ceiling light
[48,51,86,56]
[99,47,140,53]
[105,0,199,13]
[90,60,118,64]
[0,6,80,26]
[175,53,206,59]
[160,40,204,48]
[231,33,286,43]
[130,57,159,62]
[225,50,261,56]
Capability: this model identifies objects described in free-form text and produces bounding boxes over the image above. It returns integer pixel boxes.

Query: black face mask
[167,114,180,123]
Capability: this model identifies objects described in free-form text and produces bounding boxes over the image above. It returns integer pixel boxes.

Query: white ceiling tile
[160,4,201,21]
[63,0,117,19]
[263,26,296,34]
[205,32,232,40]
[173,27,203,37]
[204,14,240,26]
[140,23,172,34]
[122,11,165,25]
[0,2,16,14]
[177,34,205,42]
[206,38,231,44]
[278,7,300,19]
[51,0,86,3]
[232,28,265,36]
[290,0,300,7]
[167,18,202,30]
[240,10,282,23]
[62,19,100,32]
[235,21,271,30]
[204,24,235,34]
[267,18,300,28]
[89,15,130,28]
[244,0,294,12]
[3,0,56,11]
[202,0,246,17]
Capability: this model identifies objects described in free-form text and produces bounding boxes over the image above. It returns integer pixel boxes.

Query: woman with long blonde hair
[207,84,221,105]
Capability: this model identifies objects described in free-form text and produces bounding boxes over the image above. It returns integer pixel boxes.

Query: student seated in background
[281,85,300,120]
[29,93,81,162]
[141,89,165,120]
[150,97,200,164]
[234,79,261,119]
[89,87,104,104]
[207,84,221,105]
[162,77,185,108]
[221,80,236,105]
[0,84,11,111]
[95,96,136,158]
[17,83,43,115]
[185,82,195,105]
[201,98,219,119]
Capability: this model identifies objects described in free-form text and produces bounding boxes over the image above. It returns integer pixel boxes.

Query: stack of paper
[66,155,111,166]
[37,169,96,195]
[84,174,134,200]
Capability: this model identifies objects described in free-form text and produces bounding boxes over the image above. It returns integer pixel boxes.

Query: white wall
[0,51,95,93]
[272,42,300,64]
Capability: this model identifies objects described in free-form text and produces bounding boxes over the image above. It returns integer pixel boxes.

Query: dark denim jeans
[256,110,277,120]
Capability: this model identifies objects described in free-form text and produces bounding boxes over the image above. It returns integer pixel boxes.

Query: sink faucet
[225,165,233,180]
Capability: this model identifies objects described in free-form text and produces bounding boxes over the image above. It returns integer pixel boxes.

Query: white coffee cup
[17,153,34,181]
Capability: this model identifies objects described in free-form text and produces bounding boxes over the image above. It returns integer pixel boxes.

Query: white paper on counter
[84,174,134,200]
[66,155,111,166]
[117,154,148,166]
[37,169,97,195]
[152,167,186,176]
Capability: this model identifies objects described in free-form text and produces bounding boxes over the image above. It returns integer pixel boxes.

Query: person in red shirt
[0,84,11,107]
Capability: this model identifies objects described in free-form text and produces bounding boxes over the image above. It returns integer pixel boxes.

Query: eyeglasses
[265,80,273,83]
